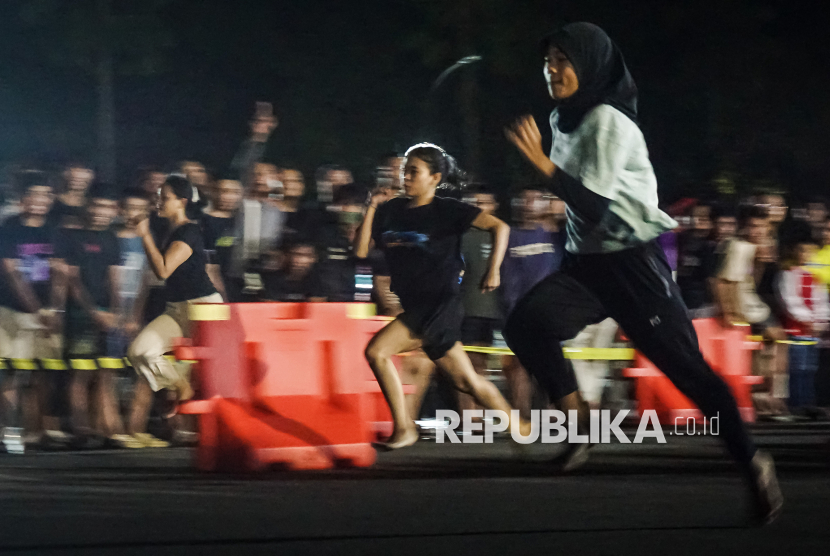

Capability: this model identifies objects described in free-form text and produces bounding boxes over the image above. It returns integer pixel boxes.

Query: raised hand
[505,115,556,178]
[369,186,398,208]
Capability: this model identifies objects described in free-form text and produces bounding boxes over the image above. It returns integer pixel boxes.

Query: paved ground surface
[0,423,828,556]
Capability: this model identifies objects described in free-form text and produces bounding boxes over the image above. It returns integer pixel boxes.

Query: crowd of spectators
[1,104,828,453]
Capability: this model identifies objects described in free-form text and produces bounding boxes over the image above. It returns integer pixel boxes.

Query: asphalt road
[0,425,828,556]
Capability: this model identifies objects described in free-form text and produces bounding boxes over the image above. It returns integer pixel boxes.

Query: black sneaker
[748,450,783,525]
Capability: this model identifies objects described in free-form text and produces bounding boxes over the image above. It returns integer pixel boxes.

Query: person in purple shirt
[502,186,566,313]
[500,185,566,418]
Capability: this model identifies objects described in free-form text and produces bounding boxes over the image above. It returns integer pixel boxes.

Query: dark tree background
[1,0,827,202]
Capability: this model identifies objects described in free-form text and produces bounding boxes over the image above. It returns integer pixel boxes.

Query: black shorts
[461,316,499,345]
[398,295,463,361]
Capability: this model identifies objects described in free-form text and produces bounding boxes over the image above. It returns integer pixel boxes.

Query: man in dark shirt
[202,179,243,301]
[278,166,326,246]
[0,172,66,453]
[677,202,718,316]
[48,162,95,229]
[261,239,325,302]
[63,183,123,444]
[317,184,370,302]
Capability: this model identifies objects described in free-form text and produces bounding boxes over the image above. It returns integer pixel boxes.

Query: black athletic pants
[503,240,757,467]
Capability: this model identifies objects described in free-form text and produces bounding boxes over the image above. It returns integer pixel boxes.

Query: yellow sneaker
[110,434,145,449]
[133,433,170,448]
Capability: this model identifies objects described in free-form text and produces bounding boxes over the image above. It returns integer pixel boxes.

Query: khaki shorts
[0,306,61,360]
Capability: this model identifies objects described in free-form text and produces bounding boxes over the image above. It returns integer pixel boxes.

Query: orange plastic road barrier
[175,303,384,472]
[623,319,764,423]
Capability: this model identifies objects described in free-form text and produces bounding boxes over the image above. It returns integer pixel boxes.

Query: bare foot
[374,426,419,451]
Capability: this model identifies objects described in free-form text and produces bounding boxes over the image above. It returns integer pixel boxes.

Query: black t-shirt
[163,222,216,302]
[316,227,377,302]
[201,214,237,277]
[282,204,324,244]
[676,232,717,310]
[260,270,325,302]
[371,196,480,307]
[0,217,64,312]
[47,200,85,228]
[63,228,121,308]
[318,228,355,302]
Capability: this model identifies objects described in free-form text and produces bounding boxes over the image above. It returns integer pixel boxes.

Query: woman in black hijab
[505,22,782,525]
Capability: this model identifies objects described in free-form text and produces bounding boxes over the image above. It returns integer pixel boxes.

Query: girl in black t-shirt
[355,143,529,449]
[127,176,221,424]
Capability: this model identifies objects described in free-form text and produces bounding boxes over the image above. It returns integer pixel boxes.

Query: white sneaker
[2,427,25,455]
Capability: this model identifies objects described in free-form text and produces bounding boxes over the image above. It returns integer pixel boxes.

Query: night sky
[1,0,828,203]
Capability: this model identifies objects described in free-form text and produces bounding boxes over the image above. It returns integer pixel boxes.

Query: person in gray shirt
[504,22,780,524]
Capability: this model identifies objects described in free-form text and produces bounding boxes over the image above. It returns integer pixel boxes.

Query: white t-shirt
[549,104,677,254]
[717,238,770,324]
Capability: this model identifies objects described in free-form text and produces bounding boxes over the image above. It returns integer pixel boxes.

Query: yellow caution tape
[746,335,818,346]
[69,359,99,370]
[97,358,126,369]
[11,358,38,370]
[0,324,814,371]
[564,347,637,360]
[41,358,68,370]
[188,304,230,321]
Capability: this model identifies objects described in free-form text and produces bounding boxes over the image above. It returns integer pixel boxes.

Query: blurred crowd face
[807,201,827,226]
[743,216,769,246]
[181,161,209,190]
[514,189,548,225]
[329,169,353,187]
[337,203,364,242]
[287,245,316,277]
[760,194,787,225]
[88,198,119,230]
[544,46,579,100]
[214,180,243,213]
[691,205,713,235]
[823,220,830,247]
[121,197,150,228]
[252,163,279,198]
[463,192,497,216]
[316,167,354,202]
[157,184,186,220]
[21,185,54,218]
[280,169,305,199]
[403,156,440,198]
[713,215,737,242]
[141,171,166,198]
[376,157,404,192]
[63,166,95,194]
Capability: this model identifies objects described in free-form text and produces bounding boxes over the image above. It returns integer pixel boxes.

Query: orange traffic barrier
[623,319,764,423]
[176,303,384,472]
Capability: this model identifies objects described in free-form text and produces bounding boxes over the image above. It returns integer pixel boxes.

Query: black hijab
[542,22,638,133]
